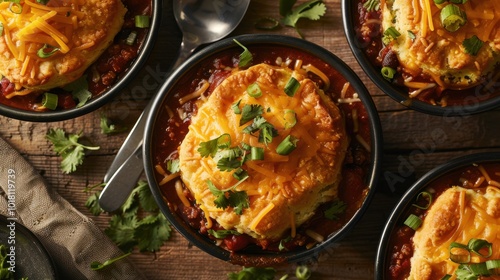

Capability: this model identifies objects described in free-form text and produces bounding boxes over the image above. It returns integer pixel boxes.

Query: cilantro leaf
[62,75,92,107]
[281,0,327,38]
[324,200,347,220]
[135,213,171,252]
[85,191,103,216]
[258,122,278,145]
[46,128,99,174]
[167,159,180,173]
[207,180,249,215]
[198,133,232,157]
[100,115,127,134]
[240,104,263,126]
[228,267,276,280]
[90,252,131,271]
[105,215,139,252]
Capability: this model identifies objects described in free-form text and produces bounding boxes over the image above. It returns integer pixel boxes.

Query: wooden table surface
[1,0,499,279]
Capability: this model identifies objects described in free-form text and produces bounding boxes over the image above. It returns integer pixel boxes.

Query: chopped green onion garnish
[134,15,150,28]
[440,4,467,32]
[276,135,298,155]
[284,77,300,97]
[403,214,422,230]
[381,66,396,81]
[9,2,22,14]
[234,39,253,68]
[250,146,264,160]
[37,44,60,58]
[412,191,432,210]
[126,31,138,46]
[440,275,452,280]
[468,238,492,258]
[283,109,297,129]
[468,263,490,276]
[434,0,446,4]
[246,82,262,98]
[207,229,240,239]
[382,27,401,45]
[363,0,380,12]
[231,99,242,114]
[449,242,471,264]
[41,92,58,110]
[463,35,483,56]
[486,259,500,273]
[407,30,416,41]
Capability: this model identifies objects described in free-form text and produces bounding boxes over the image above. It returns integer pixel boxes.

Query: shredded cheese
[249,202,275,231]
[175,180,191,208]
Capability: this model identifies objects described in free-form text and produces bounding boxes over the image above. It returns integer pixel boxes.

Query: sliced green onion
[9,2,22,14]
[231,99,242,114]
[246,83,262,98]
[250,146,264,160]
[283,109,297,129]
[486,259,500,274]
[412,191,433,210]
[381,67,396,81]
[463,35,483,56]
[254,17,280,30]
[407,30,416,41]
[468,238,492,258]
[403,214,422,230]
[440,4,467,32]
[382,27,401,45]
[134,15,150,28]
[468,263,490,276]
[440,274,452,280]
[434,0,446,4]
[284,77,300,97]
[234,39,253,68]
[37,44,60,58]
[450,242,471,264]
[363,0,380,12]
[41,92,58,110]
[126,31,138,46]
[276,135,298,155]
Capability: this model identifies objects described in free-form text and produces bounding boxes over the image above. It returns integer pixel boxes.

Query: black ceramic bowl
[376,152,500,279]
[0,215,58,279]
[144,34,382,266]
[0,0,161,122]
[341,0,500,116]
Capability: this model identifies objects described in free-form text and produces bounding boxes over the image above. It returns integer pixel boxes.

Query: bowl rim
[0,0,162,122]
[375,152,500,279]
[341,0,500,116]
[144,34,383,265]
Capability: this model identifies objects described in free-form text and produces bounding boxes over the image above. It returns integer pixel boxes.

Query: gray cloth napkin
[0,137,145,279]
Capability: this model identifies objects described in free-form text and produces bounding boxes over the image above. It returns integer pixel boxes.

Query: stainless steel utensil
[99,0,250,212]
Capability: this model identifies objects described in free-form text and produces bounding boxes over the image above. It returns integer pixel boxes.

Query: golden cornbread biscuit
[0,0,127,90]
[382,0,500,89]
[409,186,500,280]
[178,63,348,240]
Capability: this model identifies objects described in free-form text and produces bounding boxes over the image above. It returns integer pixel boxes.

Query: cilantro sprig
[207,180,249,215]
[324,200,347,220]
[46,128,100,174]
[85,180,172,252]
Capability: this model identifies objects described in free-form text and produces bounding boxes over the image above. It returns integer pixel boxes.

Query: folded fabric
[0,136,146,279]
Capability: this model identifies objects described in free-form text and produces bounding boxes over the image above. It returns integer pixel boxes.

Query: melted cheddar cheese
[0,0,126,91]
[409,186,500,280]
[382,0,500,89]
[178,63,348,240]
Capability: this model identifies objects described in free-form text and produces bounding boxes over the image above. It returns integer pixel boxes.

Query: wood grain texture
[0,0,499,279]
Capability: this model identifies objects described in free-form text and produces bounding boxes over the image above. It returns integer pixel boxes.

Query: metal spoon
[99,0,250,212]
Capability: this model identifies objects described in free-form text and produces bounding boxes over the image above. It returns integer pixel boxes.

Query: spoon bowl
[99,0,250,213]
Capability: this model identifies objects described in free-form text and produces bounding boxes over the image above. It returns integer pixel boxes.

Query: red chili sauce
[386,162,500,280]
[355,0,500,107]
[152,45,373,254]
[0,0,152,111]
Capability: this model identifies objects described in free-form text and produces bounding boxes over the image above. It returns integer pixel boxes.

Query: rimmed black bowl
[144,34,383,266]
[342,0,500,116]
[376,152,500,279]
[0,0,161,122]
[0,215,58,279]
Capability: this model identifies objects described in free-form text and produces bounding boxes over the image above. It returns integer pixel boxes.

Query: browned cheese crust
[178,63,348,240]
